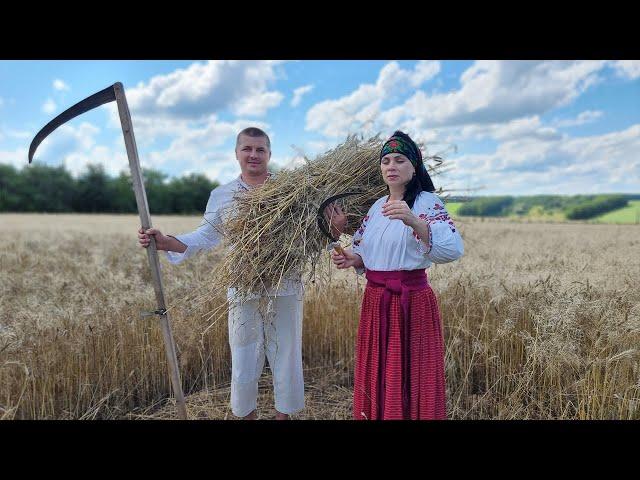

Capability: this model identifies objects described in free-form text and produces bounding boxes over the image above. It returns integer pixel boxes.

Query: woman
[332,131,464,420]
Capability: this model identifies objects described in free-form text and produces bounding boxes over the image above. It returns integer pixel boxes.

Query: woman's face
[380,153,415,188]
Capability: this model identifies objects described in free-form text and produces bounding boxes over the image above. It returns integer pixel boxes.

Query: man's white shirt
[165,175,303,300]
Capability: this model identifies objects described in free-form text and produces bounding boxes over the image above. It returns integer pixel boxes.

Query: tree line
[456,194,636,219]
[0,163,219,214]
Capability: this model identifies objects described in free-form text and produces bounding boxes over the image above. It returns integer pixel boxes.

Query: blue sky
[1,60,639,195]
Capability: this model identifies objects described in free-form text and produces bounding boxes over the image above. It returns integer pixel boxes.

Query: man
[138,127,346,420]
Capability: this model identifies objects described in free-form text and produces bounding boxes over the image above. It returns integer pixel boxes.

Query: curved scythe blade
[28,84,117,163]
[317,191,363,242]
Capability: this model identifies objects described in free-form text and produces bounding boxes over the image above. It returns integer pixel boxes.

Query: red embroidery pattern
[353,215,370,247]
[413,213,433,254]
[423,212,456,233]
[413,206,458,256]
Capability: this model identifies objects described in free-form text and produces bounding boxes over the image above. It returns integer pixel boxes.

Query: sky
[1,60,639,196]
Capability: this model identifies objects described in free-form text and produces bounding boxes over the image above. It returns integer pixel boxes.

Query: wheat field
[1,213,639,419]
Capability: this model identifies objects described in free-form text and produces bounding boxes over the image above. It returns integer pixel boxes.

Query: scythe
[29,83,187,419]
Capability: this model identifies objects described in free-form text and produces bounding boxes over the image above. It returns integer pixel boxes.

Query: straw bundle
[212,134,447,301]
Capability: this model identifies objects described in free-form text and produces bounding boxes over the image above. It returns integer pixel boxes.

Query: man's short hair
[236,127,271,151]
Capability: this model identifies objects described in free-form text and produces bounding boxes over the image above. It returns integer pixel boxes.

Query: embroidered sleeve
[413,195,463,263]
[351,214,369,256]
[411,213,430,255]
[351,204,376,276]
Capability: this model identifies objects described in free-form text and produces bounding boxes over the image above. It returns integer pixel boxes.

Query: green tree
[0,162,226,214]
[458,196,514,216]
[72,164,112,212]
[110,171,137,213]
[20,164,75,212]
[169,173,219,214]
[0,164,21,211]
[143,169,172,214]
[565,195,628,220]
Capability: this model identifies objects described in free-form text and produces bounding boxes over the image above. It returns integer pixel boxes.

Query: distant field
[447,200,640,224]
[444,201,462,216]
[591,200,640,224]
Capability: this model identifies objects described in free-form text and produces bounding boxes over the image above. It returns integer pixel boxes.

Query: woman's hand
[381,200,418,227]
[331,248,363,270]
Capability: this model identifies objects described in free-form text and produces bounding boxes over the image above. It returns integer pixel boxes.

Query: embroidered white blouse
[352,191,464,272]
[165,175,302,299]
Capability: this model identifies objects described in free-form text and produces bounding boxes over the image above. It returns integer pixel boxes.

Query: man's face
[236,134,270,176]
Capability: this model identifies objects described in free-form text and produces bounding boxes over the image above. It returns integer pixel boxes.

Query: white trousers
[228,294,304,417]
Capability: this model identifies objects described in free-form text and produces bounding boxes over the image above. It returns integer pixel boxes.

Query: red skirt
[353,269,447,420]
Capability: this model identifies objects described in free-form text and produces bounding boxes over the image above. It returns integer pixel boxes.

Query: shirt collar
[237,172,272,191]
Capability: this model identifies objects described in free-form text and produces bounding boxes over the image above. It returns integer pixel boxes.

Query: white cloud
[276,154,308,170]
[304,139,334,156]
[200,152,241,184]
[106,102,273,150]
[554,110,603,128]
[28,121,128,178]
[0,147,28,169]
[291,84,314,107]
[103,102,189,147]
[126,60,285,120]
[411,61,442,87]
[100,60,286,157]
[306,60,441,138]
[376,61,441,92]
[33,122,101,173]
[232,90,284,117]
[35,76,279,184]
[0,127,32,141]
[42,98,57,114]
[28,120,136,178]
[379,60,607,131]
[53,79,70,91]
[63,144,129,178]
[458,116,561,143]
[445,124,640,195]
[140,117,271,182]
[611,60,640,80]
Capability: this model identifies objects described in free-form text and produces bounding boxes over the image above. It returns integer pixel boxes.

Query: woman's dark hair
[382,130,435,209]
